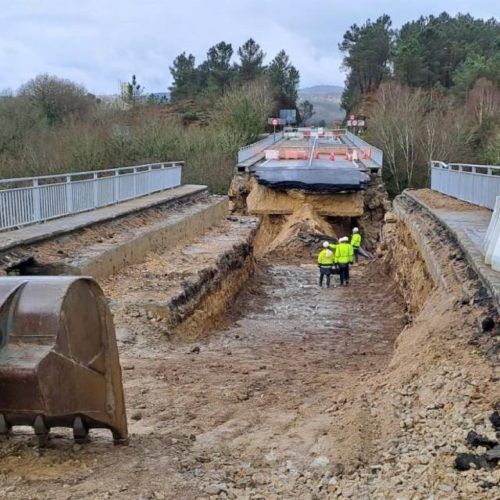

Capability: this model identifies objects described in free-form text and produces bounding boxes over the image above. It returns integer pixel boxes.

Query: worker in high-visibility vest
[317,241,335,288]
[351,227,362,263]
[335,236,354,286]
[328,238,340,277]
[328,238,339,254]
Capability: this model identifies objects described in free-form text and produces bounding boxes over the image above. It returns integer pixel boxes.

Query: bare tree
[19,74,93,125]
[466,78,500,126]
[369,82,471,193]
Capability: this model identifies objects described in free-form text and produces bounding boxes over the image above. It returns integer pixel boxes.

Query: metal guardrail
[0,162,183,231]
[237,132,284,164]
[345,131,383,167]
[430,161,500,210]
[236,128,383,169]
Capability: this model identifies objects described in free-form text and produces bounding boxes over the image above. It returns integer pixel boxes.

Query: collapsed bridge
[0,128,497,498]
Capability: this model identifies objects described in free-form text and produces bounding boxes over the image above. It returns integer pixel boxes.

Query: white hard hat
[340,236,349,243]
[323,241,330,248]
[353,227,359,233]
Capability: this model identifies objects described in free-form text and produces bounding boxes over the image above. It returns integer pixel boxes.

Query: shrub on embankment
[0,77,275,194]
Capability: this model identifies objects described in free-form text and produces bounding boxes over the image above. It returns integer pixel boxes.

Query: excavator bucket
[0,276,128,445]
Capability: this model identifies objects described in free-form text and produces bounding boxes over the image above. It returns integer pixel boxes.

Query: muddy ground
[0,190,498,499]
[0,254,406,499]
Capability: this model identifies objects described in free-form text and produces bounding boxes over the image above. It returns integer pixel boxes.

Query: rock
[190,346,201,354]
[485,445,500,463]
[454,453,488,471]
[490,411,500,432]
[332,463,345,476]
[122,365,135,370]
[438,484,453,493]
[252,472,269,485]
[204,483,227,495]
[480,316,495,332]
[384,212,397,223]
[131,411,143,421]
[310,456,330,468]
[466,430,498,449]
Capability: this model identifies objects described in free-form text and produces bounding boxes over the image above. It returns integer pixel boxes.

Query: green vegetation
[169,40,300,115]
[0,38,297,193]
[340,12,500,195]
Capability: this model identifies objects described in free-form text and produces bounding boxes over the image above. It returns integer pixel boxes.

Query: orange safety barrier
[282,149,308,160]
[360,148,371,160]
[315,152,337,161]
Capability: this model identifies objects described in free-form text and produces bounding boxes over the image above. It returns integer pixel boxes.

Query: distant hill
[298,85,344,125]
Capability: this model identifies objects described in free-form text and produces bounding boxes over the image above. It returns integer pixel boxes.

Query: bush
[0,78,275,194]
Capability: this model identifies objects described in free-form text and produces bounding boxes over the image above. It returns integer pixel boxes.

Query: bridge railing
[345,131,383,167]
[237,133,284,164]
[0,162,183,231]
[430,161,500,210]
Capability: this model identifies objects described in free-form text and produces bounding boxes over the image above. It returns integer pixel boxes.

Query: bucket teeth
[73,416,89,444]
[0,414,11,436]
[0,277,128,444]
[34,415,49,446]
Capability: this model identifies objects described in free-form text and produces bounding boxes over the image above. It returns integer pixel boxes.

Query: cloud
[0,0,497,94]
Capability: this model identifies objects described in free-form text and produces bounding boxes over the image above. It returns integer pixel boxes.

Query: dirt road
[0,258,405,499]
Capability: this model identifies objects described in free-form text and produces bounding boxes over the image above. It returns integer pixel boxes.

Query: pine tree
[236,39,265,82]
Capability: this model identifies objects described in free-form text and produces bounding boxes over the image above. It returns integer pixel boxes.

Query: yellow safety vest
[317,249,335,265]
[351,233,362,248]
[335,243,354,264]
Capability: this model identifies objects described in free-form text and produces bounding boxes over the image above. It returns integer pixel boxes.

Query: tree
[214,78,275,144]
[368,82,468,195]
[205,41,234,95]
[298,100,315,125]
[169,52,199,102]
[267,50,300,111]
[453,53,500,95]
[339,15,393,113]
[236,38,265,82]
[18,74,94,125]
[466,78,500,126]
[393,13,500,89]
[0,95,43,156]
[122,74,143,106]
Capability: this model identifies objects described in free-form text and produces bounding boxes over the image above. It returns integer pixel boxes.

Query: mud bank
[0,191,222,278]
[230,172,389,257]
[328,191,499,498]
[102,216,259,342]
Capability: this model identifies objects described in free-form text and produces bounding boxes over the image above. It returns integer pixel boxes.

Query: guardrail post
[147,165,152,193]
[93,172,98,207]
[114,170,119,202]
[66,175,73,213]
[133,167,137,196]
[33,179,41,222]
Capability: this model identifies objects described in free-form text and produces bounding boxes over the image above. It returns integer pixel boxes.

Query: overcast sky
[0,0,497,94]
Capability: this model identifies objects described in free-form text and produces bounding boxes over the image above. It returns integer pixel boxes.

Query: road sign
[352,120,358,127]
[267,117,285,126]
[350,114,355,121]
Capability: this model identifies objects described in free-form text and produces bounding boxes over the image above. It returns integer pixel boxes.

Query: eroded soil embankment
[329,193,499,498]
[0,190,498,499]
